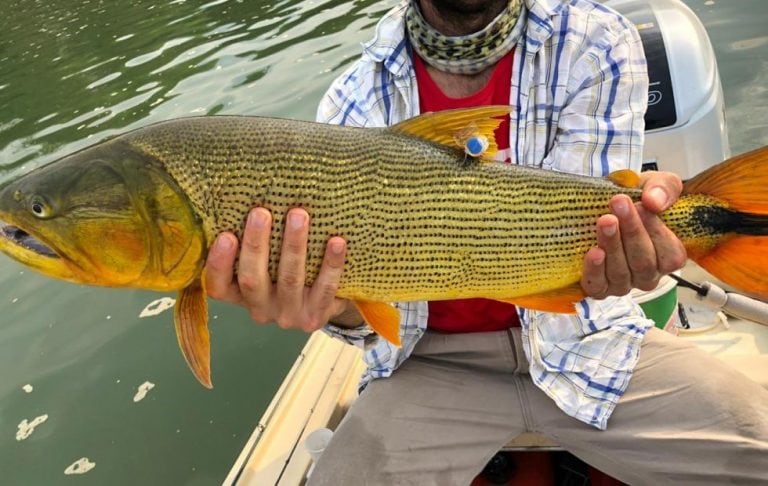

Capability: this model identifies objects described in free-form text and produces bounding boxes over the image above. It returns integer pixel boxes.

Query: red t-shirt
[413,52,521,333]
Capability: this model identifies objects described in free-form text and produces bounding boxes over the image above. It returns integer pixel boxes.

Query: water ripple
[0,0,393,175]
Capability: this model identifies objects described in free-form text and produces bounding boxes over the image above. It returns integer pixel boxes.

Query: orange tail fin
[684,145,768,213]
[683,146,768,298]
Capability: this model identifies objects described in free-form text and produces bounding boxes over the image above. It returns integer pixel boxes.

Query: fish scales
[122,116,640,303]
[1,108,766,388]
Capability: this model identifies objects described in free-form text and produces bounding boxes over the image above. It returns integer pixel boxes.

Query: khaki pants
[309,328,768,485]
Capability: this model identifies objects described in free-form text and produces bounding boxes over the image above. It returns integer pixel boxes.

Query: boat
[224,0,768,484]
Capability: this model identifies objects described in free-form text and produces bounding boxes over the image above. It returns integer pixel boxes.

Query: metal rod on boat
[669,274,768,326]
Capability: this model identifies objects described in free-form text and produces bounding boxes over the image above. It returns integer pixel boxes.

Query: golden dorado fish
[0,106,766,388]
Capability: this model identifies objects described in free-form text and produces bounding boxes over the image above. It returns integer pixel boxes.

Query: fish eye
[29,196,53,219]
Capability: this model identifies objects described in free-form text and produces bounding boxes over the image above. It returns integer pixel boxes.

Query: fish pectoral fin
[498,284,585,314]
[608,169,641,188]
[353,300,402,347]
[388,106,512,159]
[174,278,213,389]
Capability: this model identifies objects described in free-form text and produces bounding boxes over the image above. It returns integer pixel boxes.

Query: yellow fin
[498,284,584,314]
[354,300,402,347]
[608,169,641,188]
[389,106,512,158]
[174,278,212,389]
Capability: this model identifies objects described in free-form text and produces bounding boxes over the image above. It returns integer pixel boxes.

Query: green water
[0,0,765,484]
[0,0,394,484]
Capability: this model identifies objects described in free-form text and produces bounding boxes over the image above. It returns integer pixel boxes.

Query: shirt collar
[360,0,412,78]
[522,0,567,50]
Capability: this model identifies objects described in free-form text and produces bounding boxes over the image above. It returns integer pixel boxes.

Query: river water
[0,0,766,484]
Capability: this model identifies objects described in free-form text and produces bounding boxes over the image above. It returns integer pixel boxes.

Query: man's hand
[581,171,687,299]
[204,207,361,332]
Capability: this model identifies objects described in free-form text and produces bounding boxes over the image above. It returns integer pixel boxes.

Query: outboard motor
[606,0,734,332]
[607,0,729,178]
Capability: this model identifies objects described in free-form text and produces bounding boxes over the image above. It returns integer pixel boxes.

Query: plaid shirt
[318,0,652,430]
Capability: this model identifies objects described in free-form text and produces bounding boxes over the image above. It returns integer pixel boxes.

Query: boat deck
[225,264,768,485]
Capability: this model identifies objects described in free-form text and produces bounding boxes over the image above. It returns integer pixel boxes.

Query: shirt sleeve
[316,63,373,127]
[542,21,648,176]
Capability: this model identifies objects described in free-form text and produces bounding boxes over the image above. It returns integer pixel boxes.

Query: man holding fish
[206,0,768,483]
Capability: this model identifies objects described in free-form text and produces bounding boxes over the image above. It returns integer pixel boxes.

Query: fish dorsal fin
[497,283,584,314]
[608,169,641,188]
[174,277,213,388]
[353,300,402,347]
[389,106,512,158]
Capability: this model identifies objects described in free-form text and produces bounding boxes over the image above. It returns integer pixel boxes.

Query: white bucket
[304,428,334,479]
[305,428,334,463]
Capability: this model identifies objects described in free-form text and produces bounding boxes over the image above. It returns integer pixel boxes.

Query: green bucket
[631,275,679,333]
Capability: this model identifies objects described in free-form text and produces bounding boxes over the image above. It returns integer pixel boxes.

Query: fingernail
[288,211,306,229]
[602,223,617,237]
[649,187,669,208]
[612,199,629,217]
[249,209,266,228]
[329,239,344,255]
[593,252,605,265]
[216,235,234,252]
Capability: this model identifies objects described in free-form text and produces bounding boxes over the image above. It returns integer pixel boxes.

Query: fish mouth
[0,221,59,258]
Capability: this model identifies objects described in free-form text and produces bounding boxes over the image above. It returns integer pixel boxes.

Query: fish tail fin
[696,235,768,298]
[683,146,768,298]
[684,145,768,213]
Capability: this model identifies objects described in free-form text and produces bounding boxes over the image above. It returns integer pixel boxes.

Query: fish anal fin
[697,235,768,300]
[498,284,584,314]
[389,106,512,158]
[354,300,402,347]
[174,278,212,389]
[608,169,641,188]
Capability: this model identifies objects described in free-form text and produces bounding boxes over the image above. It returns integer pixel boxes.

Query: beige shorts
[309,328,768,486]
